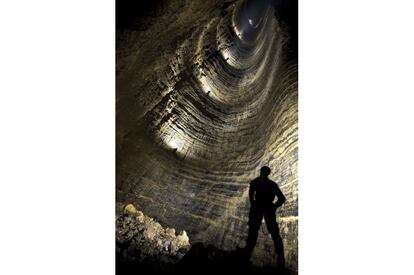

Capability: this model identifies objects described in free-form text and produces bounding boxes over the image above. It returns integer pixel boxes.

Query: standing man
[244,166,286,271]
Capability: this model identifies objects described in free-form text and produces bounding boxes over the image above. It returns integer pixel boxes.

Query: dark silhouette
[117,240,293,275]
[117,241,285,275]
[116,166,292,274]
[244,166,286,272]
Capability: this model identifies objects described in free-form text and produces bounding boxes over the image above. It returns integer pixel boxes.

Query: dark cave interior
[116,0,298,273]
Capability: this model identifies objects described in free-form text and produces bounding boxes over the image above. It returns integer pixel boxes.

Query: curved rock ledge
[117,0,298,272]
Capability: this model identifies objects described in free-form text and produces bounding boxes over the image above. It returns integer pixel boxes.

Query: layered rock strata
[117,0,298,272]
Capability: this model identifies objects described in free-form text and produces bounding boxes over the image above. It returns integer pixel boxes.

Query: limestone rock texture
[117,0,298,273]
[117,203,190,272]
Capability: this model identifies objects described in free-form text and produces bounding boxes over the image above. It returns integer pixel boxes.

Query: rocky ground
[116,204,294,275]
[116,203,190,274]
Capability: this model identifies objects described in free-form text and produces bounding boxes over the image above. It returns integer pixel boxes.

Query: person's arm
[273,184,286,208]
[249,181,256,205]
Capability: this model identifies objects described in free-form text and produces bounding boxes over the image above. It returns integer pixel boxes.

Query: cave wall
[117,0,297,272]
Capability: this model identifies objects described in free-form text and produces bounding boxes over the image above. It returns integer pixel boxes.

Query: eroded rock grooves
[117,0,298,272]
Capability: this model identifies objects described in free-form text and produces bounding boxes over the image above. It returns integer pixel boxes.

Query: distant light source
[199,76,213,95]
[248,18,253,26]
[167,135,184,151]
[160,129,185,154]
[233,25,243,40]
[222,51,231,64]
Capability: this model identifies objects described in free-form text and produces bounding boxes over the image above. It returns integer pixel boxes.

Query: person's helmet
[260,166,271,177]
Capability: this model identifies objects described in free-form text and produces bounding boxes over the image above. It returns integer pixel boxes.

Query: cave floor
[117,242,295,275]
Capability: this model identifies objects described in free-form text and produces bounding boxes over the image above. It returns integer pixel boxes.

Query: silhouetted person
[244,166,286,271]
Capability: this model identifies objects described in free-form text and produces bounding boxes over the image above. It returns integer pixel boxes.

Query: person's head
[260,166,271,177]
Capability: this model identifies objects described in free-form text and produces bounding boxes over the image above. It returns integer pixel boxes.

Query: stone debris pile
[116,203,190,267]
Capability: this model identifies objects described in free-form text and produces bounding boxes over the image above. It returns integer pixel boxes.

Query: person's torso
[253,177,277,206]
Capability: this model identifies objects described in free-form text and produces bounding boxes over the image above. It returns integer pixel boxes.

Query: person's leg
[244,206,263,256]
[264,210,286,271]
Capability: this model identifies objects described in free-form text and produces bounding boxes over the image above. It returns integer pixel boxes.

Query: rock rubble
[116,203,190,269]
